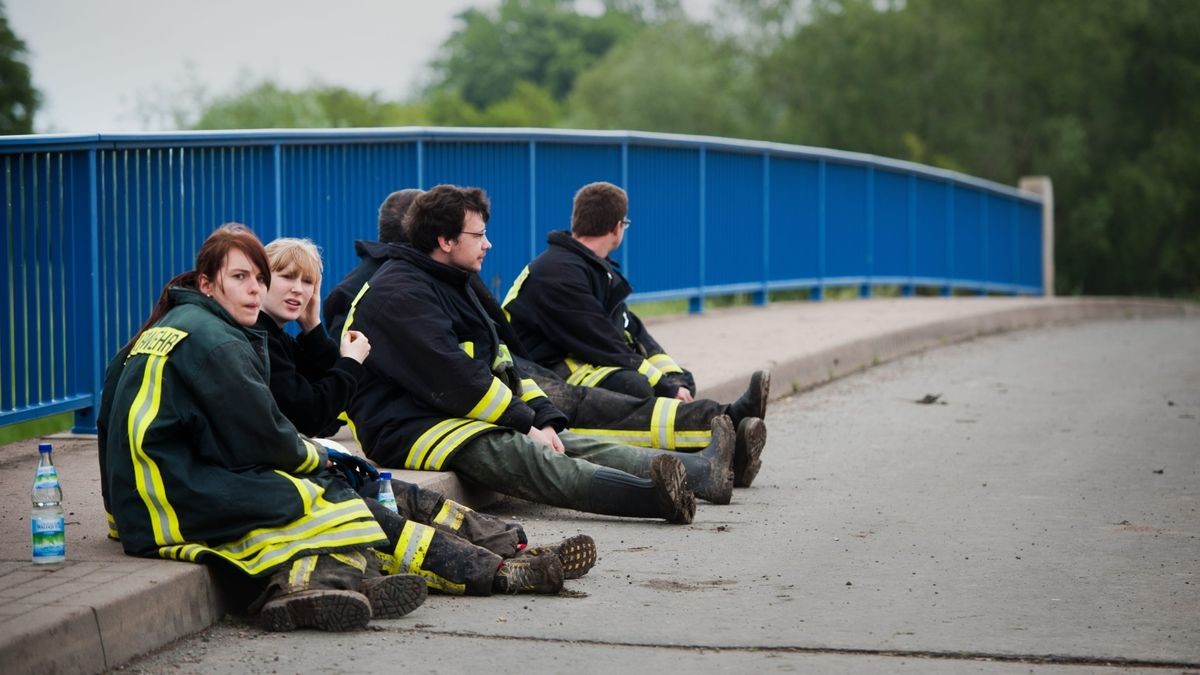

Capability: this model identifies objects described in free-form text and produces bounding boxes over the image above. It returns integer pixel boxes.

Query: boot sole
[751,370,771,420]
[696,416,735,505]
[363,573,428,620]
[259,589,371,632]
[553,534,597,580]
[650,455,696,524]
[734,417,767,488]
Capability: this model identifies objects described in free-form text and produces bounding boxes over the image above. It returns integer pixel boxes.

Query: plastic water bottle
[377,472,398,513]
[31,442,66,564]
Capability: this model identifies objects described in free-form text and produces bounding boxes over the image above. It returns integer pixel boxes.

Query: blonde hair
[265,237,323,284]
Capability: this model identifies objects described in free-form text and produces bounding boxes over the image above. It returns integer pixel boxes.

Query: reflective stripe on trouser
[364,496,501,596]
[528,364,724,450]
[358,478,526,558]
[447,429,667,519]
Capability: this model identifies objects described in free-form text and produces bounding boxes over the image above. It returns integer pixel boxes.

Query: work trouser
[447,429,682,517]
[357,478,526,557]
[521,357,721,450]
[364,498,501,596]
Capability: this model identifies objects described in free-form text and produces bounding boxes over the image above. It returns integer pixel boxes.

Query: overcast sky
[7,0,500,133]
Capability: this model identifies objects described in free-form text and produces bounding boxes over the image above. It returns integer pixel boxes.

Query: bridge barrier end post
[1019,176,1054,297]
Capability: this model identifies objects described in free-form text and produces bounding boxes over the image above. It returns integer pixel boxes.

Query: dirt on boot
[650,455,696,524]
[258,589,372,632]
[521,534,597,580]
[734,416,767,488]
[361,573,428,620]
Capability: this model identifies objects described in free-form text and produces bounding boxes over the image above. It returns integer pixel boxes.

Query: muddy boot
[733,417,767,488]
[587,457,695,524]
[360,573,427,620]
[727,370,771,425]
[678,416,735,504]
[259,590,372,632]
[519,534,597,580]
[493,551,565,594]
[650,455,696,524]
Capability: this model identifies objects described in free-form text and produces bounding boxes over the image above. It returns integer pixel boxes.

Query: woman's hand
[299,279,322,333]
[340,330,371,364]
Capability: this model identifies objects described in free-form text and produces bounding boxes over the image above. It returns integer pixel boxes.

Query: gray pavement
[0,296,1195,674]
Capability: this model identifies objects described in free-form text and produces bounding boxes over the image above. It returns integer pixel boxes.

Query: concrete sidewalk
[0,296,1194,675]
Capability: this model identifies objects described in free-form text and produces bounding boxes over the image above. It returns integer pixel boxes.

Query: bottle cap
[379,471,392,480]
[38,443,52,454]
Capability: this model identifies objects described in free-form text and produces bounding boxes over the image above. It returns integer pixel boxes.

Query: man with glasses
[502,181,771,488]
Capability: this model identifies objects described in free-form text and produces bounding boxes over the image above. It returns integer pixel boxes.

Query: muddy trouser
[357,478,525,557]
[363,497,502,596]
[447,429,694,518]
[522,357,722,450]
[246,550,374,614]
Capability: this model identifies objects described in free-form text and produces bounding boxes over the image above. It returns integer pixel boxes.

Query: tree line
[3,0,1197,296]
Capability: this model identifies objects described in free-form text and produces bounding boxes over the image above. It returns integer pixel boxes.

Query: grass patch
[0,412,73,445]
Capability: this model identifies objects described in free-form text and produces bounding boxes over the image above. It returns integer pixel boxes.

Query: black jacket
[502,230,684,395]
[325,240,391,337]
[254,314,363,437]
[347,244,566,470]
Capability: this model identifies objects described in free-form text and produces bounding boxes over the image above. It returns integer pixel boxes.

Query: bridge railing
[0,127,1046,431]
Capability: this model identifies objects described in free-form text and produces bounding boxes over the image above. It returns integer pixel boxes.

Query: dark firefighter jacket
[99,288,386,576]
[346,244,566,471]
[253,314,363,437]
[502,230,685,396]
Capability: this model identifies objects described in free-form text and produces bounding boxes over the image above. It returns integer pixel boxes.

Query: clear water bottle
[377,472,398,513]
[31,442,65,564]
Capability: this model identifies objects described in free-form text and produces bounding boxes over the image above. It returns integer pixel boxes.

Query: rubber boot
[518,534,597,579]
[493,551,564,594]
[626,416,735,505]
[727,370,771,425]
[733,417,767,488]
[588,456,695,524]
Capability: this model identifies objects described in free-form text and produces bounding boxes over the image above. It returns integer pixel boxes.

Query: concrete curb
[696,298,1197,405]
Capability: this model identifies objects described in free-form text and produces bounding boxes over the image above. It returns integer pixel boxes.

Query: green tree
[430,0,648,109]
[0,2,39,134]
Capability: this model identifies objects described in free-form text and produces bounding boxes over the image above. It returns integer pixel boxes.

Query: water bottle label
[379,495,398,513]
[32,515,66,558]
[34,466,60,490]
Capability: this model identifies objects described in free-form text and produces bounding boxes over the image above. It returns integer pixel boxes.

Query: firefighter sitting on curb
[502,181,771,487]
[324,188,768,492]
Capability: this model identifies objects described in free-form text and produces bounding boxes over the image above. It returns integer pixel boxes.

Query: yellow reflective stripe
[288,555,318,589]
[466,377,512,423]
[568,427,653,446]
[648,353,684,374]
[492,344,513,370]
[500,266,531,319]
[338,411,361,448]
[637,358,665,386]
[563,360,621,388]
[433,500,469,531]
[127,354,185,546]
[425,421,495,470]
[157,517,385,576]
[295,438,321,474]
[519,378,547,402]
[674,430,712,449]
[106,511,120,540]
[330,550,367,573]
[650,397,680,450]
[459,341,475,358]
[388,522,467,594]
[341,281,371,337]
[407,419,475,469]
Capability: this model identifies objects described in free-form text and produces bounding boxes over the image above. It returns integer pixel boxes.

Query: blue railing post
[903,174,916,296]
[860,165,874,298]
[690,147,706,313]
[813,159,826,301]
[755,152,769,306]
[72,147,102,433]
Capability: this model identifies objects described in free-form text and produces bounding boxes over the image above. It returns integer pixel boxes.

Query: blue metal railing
[1,128,1044,431]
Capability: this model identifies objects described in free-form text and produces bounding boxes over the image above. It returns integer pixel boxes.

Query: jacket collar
[387,242,472,287]
[546,230,619,273]
[353,239,394,264]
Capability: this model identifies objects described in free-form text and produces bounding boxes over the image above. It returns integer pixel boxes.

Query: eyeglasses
[620,218,632,229]
[460,229,487,240]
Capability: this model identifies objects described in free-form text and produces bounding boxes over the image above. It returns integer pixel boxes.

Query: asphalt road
[119,318,1199,674]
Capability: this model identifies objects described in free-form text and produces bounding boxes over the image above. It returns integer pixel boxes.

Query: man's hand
[340,330,371,364]
[527,425,565,453]
[673,387,694,403]
[299,279,322,333]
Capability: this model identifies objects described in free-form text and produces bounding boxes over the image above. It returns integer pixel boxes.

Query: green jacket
[101,288,386,577]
